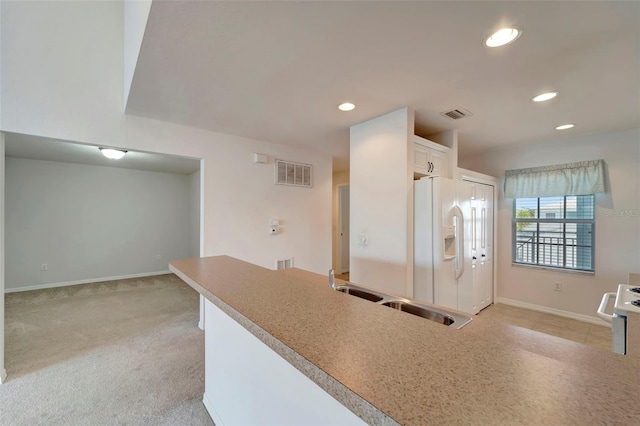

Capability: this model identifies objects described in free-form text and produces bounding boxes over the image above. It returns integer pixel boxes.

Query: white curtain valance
[504,159,605,198]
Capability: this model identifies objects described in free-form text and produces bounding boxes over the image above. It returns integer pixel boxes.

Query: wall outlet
[156,255,161,261]
[41,263,48,271]
[554,282,562,292]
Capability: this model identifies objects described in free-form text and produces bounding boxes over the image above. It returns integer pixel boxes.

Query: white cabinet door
[414,138,450,178]
[414,142,431,175]
[429,148,449,177]
[479,185,494,310]
[471,183,494,312]
[458,180,494,314]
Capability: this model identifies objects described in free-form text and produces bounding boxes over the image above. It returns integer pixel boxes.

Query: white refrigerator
[414,176,475,313]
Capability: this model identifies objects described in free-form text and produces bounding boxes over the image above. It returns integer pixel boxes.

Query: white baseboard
[496,297,610,327]
[203,392,223,426]
[4,270,172,294]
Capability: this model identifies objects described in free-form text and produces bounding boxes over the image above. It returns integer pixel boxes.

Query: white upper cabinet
[414,136,450,178]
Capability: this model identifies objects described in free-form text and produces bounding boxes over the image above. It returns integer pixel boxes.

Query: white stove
[598,284,640,354]
[616,285,640,313]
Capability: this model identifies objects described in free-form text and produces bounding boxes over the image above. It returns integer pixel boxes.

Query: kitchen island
[170,256,639,425]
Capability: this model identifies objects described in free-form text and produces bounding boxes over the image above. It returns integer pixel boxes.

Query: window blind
[504,159,605,198]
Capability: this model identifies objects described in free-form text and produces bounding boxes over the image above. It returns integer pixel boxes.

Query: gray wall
[6,157,193,290]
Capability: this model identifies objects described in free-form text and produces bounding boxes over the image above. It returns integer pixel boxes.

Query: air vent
[275,258,294,270]
[275,160,312,188]
[440,108,473,120]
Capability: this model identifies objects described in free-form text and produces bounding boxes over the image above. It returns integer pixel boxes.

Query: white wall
[0,0,126,146]
[191,135,332,272]
[349,108,414,296]
[5,157,193,290]
[123,118,332,274]
[459,128,640,319]
[0,0,332,275]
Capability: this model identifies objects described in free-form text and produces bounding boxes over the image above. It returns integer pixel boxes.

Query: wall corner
[0,132,5,383]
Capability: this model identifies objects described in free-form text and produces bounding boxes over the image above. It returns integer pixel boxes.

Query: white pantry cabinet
[455,179,495,314]
[414,136,450,178]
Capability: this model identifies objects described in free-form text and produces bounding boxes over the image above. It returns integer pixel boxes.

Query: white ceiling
[125,1,640,171]
[8,2,638,173]
[5,133,201,175]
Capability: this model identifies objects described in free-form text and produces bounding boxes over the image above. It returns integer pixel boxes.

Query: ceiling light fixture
[532,92,559,102]
[484,27,522,48]
[338,102,355,112]
[99,147,127,160]
[555,124,575,130]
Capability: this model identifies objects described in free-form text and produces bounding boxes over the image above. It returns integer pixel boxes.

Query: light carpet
[1,274,213,425]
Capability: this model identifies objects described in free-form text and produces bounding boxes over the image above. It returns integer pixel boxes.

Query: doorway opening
[337,184,350,276]
[1,132,204,382]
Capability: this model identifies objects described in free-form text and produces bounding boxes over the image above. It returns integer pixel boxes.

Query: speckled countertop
[170,256,640,425]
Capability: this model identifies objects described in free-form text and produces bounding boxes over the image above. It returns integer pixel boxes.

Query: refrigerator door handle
[452,205,465,280]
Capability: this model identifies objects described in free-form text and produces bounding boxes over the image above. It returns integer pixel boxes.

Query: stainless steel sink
[334,285,384,303]
[330,275,472,329]
[380,300,456,326]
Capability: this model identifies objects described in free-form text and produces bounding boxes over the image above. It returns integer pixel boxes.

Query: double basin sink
[334,283,472,329]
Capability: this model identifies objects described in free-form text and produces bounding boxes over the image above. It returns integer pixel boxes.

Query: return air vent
[275,258,294,270]
[440,108,473,120]
[275,160,312,188]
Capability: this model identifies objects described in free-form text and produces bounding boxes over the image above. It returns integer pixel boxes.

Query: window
[513,195,595,272]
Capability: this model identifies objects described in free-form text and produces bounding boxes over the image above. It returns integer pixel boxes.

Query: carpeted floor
[0,274,214,425]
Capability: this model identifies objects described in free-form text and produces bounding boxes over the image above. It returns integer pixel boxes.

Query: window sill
[511,263,595,276]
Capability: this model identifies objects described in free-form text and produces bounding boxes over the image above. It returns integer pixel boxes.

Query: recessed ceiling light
[484,27,522,48]
[532,92,559,102]
[338,102,355,112]
[99,147,127,160]
[555,124,575,130]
